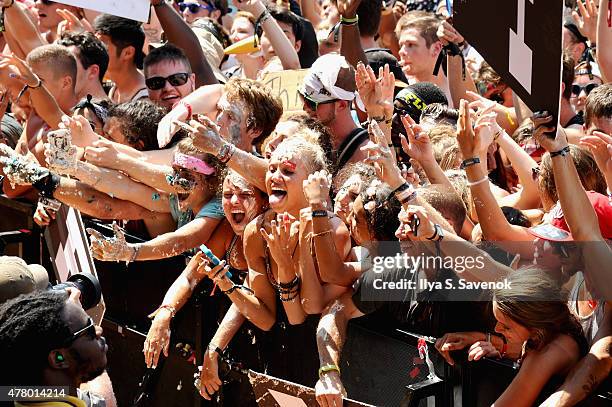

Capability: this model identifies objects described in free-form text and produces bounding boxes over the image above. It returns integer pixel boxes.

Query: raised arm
[596,0,612,81]
[338,0,368,69]
[456,100,533,245]
[437,20,478,109]
[150,0,218,87]
[238,0,300,70]
[3,0,46,56]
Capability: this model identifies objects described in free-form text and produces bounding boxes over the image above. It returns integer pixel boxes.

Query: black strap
[433,43,466,80]
[336,128,369,170]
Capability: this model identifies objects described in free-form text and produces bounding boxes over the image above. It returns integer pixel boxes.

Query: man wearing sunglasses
[0,290,110,406]
[180,0,224,25]
[144,44,196,111]
[300,54,370,172]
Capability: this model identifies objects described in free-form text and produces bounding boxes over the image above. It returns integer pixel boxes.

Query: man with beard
[0,290,109,406]
[299,54,370,172]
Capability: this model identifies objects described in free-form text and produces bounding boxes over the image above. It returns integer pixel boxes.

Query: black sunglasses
[145,73,190,91]
[299,92,338,111]
[571,83,599,97]
[64,317,96,346]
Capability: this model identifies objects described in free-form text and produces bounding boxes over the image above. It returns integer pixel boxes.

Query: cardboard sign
[454,0,564,123]
[56,0,150,23]
[261,69,308,113]
[44,205,105,324]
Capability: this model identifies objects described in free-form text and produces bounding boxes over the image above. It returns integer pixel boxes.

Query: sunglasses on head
[63,317,96,346]
[145,72,190,91]
[179,1,215,13]
[571,83,599,97]
[299,92,338,111]
[39,0,55,5]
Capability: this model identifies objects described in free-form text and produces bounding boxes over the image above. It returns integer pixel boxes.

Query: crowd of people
[0,0,610,406]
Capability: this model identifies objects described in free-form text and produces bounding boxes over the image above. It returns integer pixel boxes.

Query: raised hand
[530,112,567,153]
[61,114,100,148]
[572,0,598,43]
[355,62,394,119]
[303,170,332,207]
[436,20,465,46]
[0,54,40,90]
[456,99,484,159]
[396,205,435,241]
[188,115,225,155]
[361,120,403,188]
[580,131,612,178]
[336,0,362,18]
[157,102,191,148]
[399,114,434,165]
[315,371,347,407]
[56,8,92,37]
[260,213,299,281]
[87,222,137,263]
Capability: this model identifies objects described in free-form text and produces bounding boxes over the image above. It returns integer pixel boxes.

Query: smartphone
[46,129,77,173]
[200,244,232,278]
[410,214,420,236]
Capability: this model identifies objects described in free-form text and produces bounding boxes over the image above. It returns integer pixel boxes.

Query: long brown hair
[493,267,587,354]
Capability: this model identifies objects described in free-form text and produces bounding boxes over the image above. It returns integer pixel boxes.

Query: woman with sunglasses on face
[570,62,603,114]
[144,171,268,372]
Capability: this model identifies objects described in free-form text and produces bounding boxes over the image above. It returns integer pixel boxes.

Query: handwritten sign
[261,69,308,113]
[56,0,150,23]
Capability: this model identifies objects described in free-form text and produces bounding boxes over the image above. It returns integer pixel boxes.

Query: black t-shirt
[564,111,584,128]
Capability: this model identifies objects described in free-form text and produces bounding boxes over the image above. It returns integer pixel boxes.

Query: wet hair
[420,103,459,128]
[26,44,77,90]
[418,185,466,234]
[427,125,457,164]
[332,162,377,197]
[272,137,327,174]
[267,4,304,43]
[539,145,606,204]
[356,0,382,37]
[58,31,109,84]
[494,267,586,354]
[144,44,192,76]
[395,13,442,48]
[224,78,283,149]
[561,52,575,100]
[584,83,612,127]
[107,100,167,151]
[0,290,70,385]
[278,112,335,169]
[93,14,145,69]
[360,182,402,241]
[445,170,473,218]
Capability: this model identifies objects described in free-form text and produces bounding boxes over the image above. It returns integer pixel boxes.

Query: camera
[51,273,102,311]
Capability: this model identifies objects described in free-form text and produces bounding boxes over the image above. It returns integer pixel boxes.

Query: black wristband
[392,182,411,195]
[278,275,300,289]
[312,209,328,218]
[550,146,570,158]
[32,172,60,199]
[460,157,480,170]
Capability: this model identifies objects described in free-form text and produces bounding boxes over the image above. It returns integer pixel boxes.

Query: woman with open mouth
[199,136,352,389]
[144,170,268,377]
